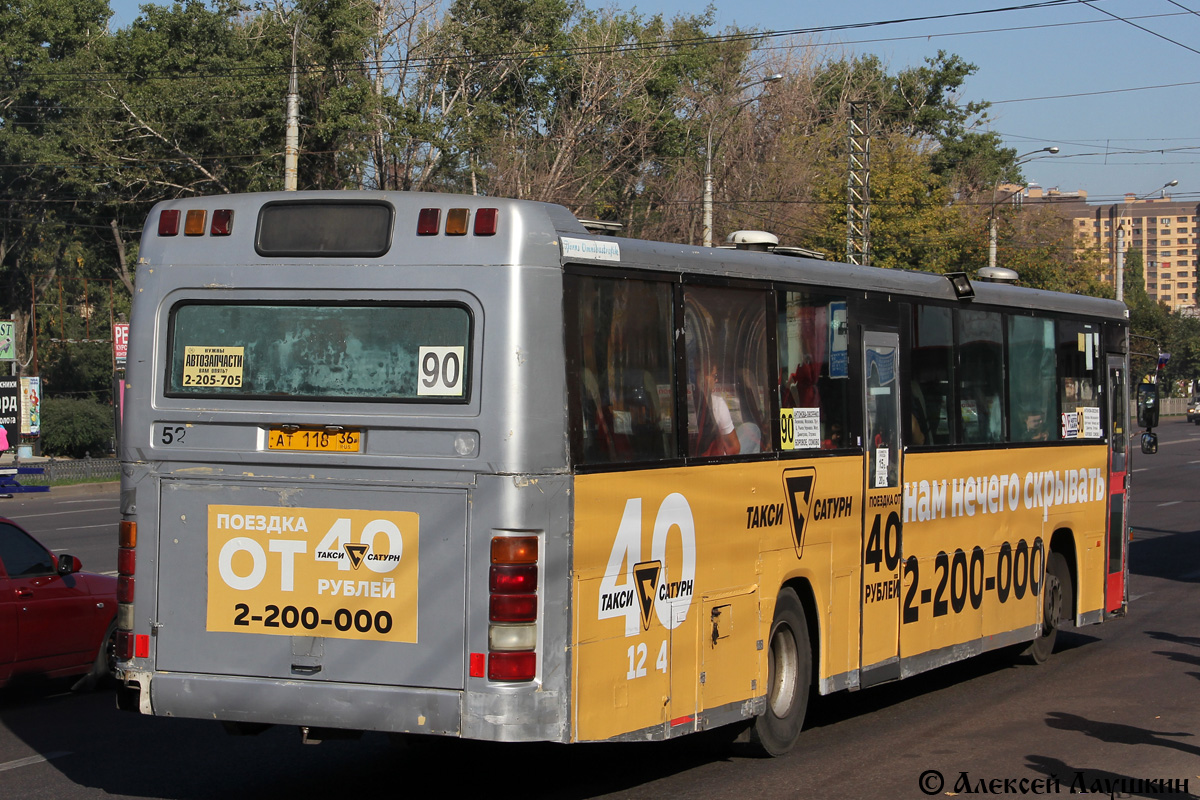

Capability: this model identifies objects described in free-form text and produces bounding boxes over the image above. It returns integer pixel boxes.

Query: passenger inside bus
[694,361,741,457]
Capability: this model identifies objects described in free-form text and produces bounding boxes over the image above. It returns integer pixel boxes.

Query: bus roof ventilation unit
[578,219,623,235]
[725,230,779,252]
[976,266,1020,284]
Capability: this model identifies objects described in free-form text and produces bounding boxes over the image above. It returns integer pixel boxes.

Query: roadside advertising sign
[20,376,40,436]
[0,377,19,450]
[114,322,130,366]
[0,321,14,361]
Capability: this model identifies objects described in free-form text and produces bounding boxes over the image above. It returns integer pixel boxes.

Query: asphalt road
[1,423,1198,799]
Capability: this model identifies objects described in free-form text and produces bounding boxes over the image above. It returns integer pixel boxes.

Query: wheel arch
[1049,527,1078,622]
[779,577,821,694]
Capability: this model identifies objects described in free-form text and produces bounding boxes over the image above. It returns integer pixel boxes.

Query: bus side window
[910,305,954,446]
[684,286,771,457]
[777,290,852,451]
[1008,315,1057,442]
[956,309,1005,444]
[568,275,676,466]
[1057,320,1103,440]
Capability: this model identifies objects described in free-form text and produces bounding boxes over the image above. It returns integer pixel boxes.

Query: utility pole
[702,74,782,247]
[846,102,871,266]
[283,22,301,191]
[1116,225,1125,303]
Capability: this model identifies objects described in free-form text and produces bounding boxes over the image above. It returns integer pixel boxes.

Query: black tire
[1027,552,1070,664]
[749,588,811,756]
[74,619,117,691]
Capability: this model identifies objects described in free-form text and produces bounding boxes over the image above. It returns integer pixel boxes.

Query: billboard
[114,322,130,367]
[20,376,40,436]
[0,321,14,361]
[0,377,19,450]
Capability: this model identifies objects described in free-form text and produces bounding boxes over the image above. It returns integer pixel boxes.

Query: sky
[104,0,1200,205]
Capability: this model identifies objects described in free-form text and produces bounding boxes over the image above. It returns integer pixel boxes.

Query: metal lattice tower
[846,102,871,266]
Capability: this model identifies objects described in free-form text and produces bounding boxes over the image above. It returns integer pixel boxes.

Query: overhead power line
[1078,0,1200,58]
[12,0,1082,86]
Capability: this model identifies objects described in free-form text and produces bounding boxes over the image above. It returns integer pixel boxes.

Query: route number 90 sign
[206,504,420,643]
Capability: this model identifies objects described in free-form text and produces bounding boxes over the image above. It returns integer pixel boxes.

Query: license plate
[268,427,361,453]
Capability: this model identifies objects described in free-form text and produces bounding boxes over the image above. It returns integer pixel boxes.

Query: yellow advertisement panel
[571,446,1108,743]
[572,457,863,743]
[206,504,419,643]
[899,446,1108,656]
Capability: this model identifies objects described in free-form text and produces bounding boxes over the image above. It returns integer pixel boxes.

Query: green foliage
[39,396,114,458]
[1121,248,1200,388]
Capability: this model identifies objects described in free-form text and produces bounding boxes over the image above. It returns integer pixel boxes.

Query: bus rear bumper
[145,672,464,736]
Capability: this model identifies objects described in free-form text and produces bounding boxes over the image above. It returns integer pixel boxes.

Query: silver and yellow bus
[115,191,1130,755]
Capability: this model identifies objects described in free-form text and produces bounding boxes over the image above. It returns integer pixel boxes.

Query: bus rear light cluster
[116,520,143,661]
[416,207,498,237]
[157,208,234,237]
[486,534,538,681]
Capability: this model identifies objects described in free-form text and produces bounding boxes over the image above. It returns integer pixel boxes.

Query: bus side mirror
[1141,432,1158,455]
[1136,382,1160,430]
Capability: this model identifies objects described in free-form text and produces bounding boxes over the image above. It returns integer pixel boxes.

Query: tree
[40,396,114,457]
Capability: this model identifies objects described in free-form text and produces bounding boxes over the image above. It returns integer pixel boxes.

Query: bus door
[860,331,903,686]
[1105,356,1128,613]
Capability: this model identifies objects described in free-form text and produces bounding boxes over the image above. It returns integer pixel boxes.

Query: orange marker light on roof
[184,209,206,236]
[446,208,469,236]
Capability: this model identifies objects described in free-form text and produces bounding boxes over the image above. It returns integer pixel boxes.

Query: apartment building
[1013,186,1199,312]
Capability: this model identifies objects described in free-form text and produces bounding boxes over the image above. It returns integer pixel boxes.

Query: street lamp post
[988,146,1059,270]
[702,74,783,247]
[1116,179,1178,303]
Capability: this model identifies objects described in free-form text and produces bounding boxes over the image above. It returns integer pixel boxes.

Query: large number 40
[598,494,696,637]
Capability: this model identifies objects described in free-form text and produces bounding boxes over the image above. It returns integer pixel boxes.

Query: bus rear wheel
[1027,552,1070,664]
[749,588,811,756]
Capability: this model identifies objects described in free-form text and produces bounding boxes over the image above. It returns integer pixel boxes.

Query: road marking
[11,506,118,519]
[1158,501,1182,507]
[55,499,118,505]
[53,523,115,532]
[0,752,71,773]
[1134,468,1149,472]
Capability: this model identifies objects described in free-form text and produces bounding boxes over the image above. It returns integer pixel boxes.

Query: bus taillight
[487,535,538,681]
[117,520,137,661]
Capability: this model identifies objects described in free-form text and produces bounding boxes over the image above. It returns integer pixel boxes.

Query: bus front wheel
[750,588,811,756]
[1028,552,1070,664]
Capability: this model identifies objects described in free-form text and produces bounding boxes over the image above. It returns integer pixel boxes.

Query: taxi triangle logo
[344,543,369,570]
[633,560,661,631]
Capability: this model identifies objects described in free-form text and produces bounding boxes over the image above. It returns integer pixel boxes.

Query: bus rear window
[167,303,471,402]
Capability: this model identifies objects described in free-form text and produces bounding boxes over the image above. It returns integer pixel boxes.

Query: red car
[0,516,117,688]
